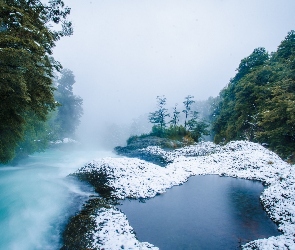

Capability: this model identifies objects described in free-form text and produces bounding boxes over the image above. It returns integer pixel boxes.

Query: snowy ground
[75,141,295,249]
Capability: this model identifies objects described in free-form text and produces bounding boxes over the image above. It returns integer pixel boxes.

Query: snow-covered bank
[74,141,295,249]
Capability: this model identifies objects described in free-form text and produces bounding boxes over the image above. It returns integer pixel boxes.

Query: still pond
[117,175,280,250]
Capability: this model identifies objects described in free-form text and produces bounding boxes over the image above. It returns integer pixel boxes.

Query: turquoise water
[118,175,280,249]
[0,148,113,250]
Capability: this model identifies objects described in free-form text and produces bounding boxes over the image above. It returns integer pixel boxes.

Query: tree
[212,47,270,144]
[0,0,72,163]
[187,111,210,141]
[255,31,295,157]
[274,30,295,64]
[169,104,180,127]
[257,84,295,158]
[211,31,295,160]
[149,96,169,136]
[232,47,269,84]
[54,69,83,138]
[182,95,195,128]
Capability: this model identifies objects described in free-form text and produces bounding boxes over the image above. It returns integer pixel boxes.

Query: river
[0,147,113,250]
[0,148,280,249]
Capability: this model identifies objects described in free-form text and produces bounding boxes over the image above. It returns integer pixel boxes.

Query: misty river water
[0,149,280,249]
[0,148,113,250]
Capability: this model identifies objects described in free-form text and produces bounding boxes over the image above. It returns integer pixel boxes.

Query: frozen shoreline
[74,141,295,249]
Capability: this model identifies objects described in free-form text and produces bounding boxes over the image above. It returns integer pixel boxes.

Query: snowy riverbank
[72,141,295,249]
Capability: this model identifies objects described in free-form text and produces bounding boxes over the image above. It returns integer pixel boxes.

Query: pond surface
[117,175,280,250]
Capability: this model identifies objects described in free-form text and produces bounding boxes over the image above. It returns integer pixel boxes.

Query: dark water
[117,175,280,250]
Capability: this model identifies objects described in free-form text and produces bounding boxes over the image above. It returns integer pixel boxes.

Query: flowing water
[0,147,113,250]
[117,175,280,250]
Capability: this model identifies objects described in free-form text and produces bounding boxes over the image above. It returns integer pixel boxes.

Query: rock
[114,136,183,166]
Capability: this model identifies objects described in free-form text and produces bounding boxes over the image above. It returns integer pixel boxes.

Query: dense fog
[53,0,295,149]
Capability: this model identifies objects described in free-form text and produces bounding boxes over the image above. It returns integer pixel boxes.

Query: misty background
[53,0,295,148]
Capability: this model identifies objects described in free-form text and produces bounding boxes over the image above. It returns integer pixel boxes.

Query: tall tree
[182,95,195,128]
[0,0,72,163]
[212,47,269,143]
[186,111,210,142]
[149,96,169,135]
[54,69,83,138]
[211,31,295,159]
[169,104,180,127]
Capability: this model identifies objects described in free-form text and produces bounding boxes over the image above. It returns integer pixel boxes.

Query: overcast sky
[53,0,295,146]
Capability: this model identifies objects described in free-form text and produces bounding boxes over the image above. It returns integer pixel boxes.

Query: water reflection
[226,178,276,245]
[117,175,280,250]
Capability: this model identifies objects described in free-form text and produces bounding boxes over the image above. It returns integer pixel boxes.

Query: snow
[75,141,295,249]
[50,138,77,144]
[92,208,158,249]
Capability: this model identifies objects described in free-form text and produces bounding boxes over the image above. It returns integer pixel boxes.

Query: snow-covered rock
[92,207,158,250]
[74,141,295,249]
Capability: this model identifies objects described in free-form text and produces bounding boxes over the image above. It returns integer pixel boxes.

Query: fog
[53,0,295,148]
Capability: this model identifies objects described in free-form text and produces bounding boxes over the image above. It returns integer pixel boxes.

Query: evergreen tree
[169,104,180,127]
[0,0,72,163]
[182,95,195,128]
[186,111,210,141]
[149,96,169,136]
[212,47,269,143]
[54,69,83,138]
[256,30,295,158]
[211,30,295,159]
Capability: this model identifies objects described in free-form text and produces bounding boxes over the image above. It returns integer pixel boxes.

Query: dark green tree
[256,30,295,158]
[182,95,195,128]
[0,0,72,163]
[149,96,169,136]
[169,104,180,127]
[54,69,83,138]
[187,111,210,141]
[212,47,269,143]
[211,31,295,160]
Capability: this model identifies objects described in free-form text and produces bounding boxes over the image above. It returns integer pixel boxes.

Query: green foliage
[54,69,83,138]
[10,69,83,162]
[148,96,170,135]
[165,125,188,140]
[211,30,295,160]
[0,0,72,163]
[187,111,210,141]
[143,95,210,145]
[169,104,180,127]
[182,95,195,128]
[15,111,51,160]
[126,134,149,145]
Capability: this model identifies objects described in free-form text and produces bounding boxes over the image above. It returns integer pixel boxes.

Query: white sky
[53,0,295,146]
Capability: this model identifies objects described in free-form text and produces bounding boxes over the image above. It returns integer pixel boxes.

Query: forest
[135,31,295,162]
[1,0,295,164]
[210,31,295,161]
[0,0,82,163]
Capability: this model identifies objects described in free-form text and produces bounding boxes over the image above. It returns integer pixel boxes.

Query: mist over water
[0,147,114,250]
